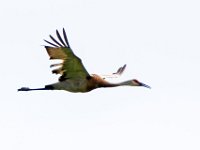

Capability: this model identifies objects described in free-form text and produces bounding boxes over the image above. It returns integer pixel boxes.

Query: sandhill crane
[18,28,150,92]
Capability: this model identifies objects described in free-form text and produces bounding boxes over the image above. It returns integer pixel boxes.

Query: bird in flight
[18,28,150,93]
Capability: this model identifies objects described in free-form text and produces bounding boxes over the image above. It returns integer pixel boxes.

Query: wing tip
[44,28,71,48]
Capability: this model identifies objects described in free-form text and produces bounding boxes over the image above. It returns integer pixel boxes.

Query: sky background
[1,0,200,150]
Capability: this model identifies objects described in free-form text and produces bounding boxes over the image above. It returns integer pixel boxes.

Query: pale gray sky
[0,0,200,150]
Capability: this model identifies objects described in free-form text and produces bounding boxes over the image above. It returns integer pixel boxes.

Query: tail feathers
[18,85,54,91]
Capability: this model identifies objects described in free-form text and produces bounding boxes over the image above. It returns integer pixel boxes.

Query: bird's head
[131,79,151,89]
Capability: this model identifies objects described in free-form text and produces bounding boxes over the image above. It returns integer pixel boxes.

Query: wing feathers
[114,64,126,75]
[52,67,63,74]
[49,35,63,47]
[44,29,90,80]
[63,28,70,48]
[100,64,126,79]
[44,29,70,48]
[45,46,67,59]
[44,39,59,47]
[50,63,63,68]
[56,30,67,47]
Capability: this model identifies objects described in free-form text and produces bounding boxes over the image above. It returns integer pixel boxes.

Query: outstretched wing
[44,28,90,81]
[100,64,126,79]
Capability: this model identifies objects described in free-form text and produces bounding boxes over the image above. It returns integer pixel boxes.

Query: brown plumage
[18,28,150,92]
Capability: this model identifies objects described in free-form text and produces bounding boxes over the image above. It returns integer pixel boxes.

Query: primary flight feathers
[44,29,70,48]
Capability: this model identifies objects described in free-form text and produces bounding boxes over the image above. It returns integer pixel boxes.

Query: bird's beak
[140,82,151,89]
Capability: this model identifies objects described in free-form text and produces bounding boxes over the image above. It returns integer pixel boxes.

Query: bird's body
[18,28,150,93]
[44,74,112,92]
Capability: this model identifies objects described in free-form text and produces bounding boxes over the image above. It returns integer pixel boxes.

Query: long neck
[99,80,133,88]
